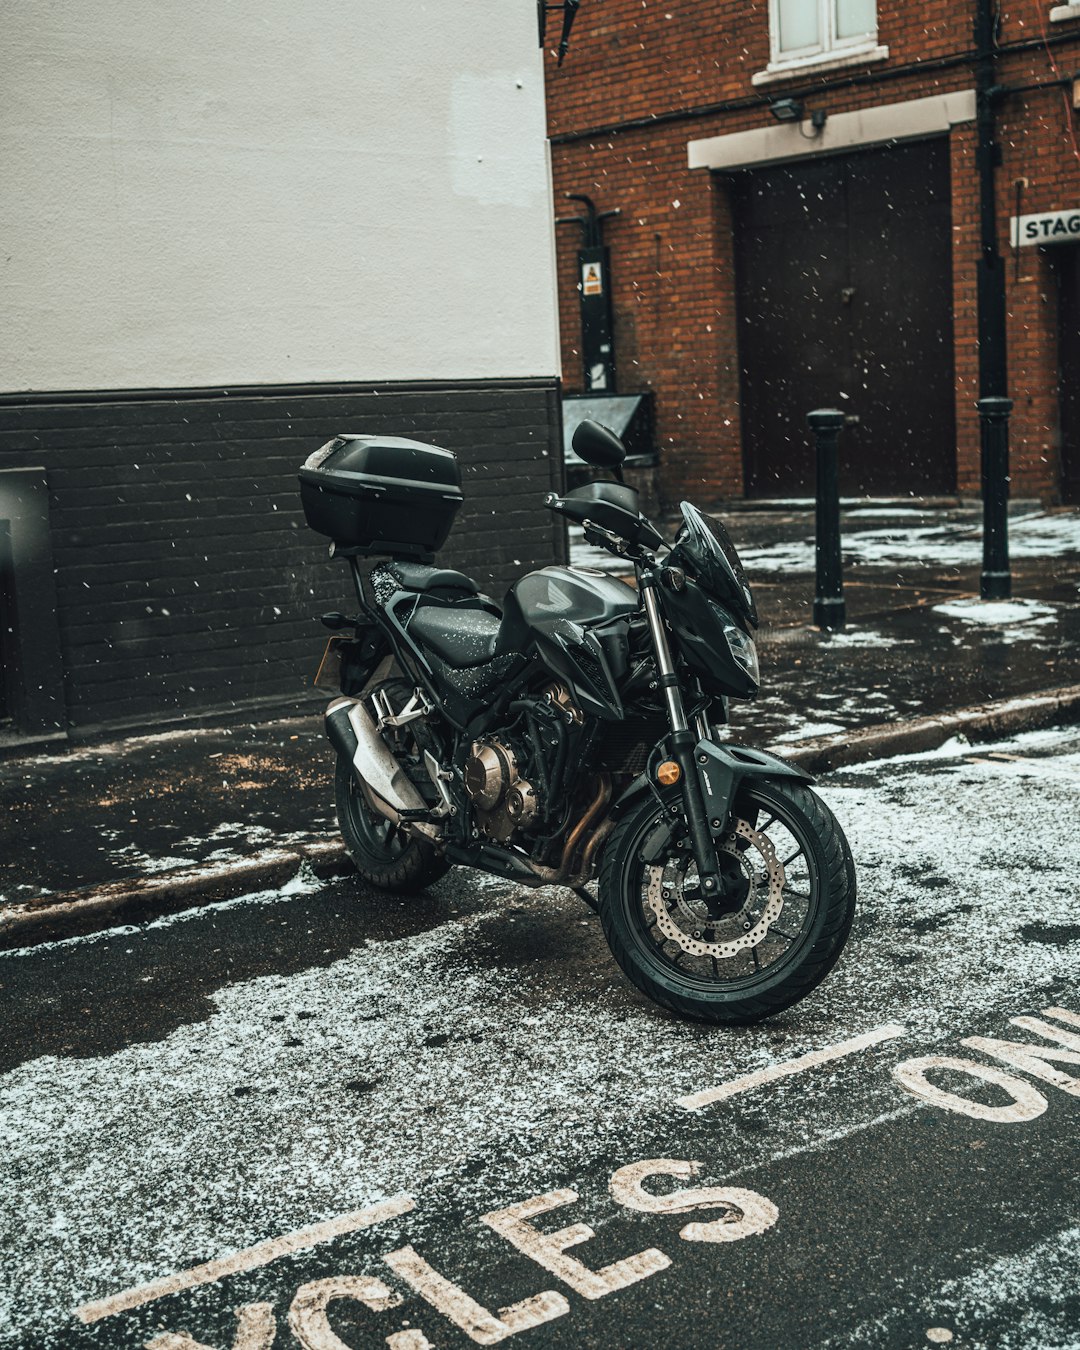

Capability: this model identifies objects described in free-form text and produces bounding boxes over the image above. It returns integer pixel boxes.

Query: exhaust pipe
[325,696,427,821]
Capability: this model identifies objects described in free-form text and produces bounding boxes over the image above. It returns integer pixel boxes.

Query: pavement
[2,499,1080,949]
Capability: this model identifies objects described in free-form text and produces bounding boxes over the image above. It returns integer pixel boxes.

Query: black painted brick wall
[0,380,566,736]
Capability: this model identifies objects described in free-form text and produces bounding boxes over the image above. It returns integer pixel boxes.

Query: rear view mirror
[572,419,626,469]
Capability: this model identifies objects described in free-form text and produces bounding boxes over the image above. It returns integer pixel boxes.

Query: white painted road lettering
[289,1275,403,1350]
[383,1244,568,1344]
[961,1015,1080,1096]
[677,1022,907,1111]
[145,1304,275,1350]
[892,1007,1080,1120]
[609,1159,780,1244]
[80,1010,1079,1348]
[892,1055,1049,1122]
[481,1189,671,1300]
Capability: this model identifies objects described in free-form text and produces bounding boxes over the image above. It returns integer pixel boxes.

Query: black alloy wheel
[598,779,856,1023]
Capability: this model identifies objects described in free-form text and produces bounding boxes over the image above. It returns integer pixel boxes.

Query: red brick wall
[547,0,1080,504]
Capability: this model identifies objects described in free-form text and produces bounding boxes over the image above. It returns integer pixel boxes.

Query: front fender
[610,738,813,834]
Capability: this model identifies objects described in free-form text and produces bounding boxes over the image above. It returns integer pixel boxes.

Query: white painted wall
[0,0,560,391]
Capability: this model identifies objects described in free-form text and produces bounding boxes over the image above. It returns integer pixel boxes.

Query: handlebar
[544,491,666,554]
[544,491,590,525]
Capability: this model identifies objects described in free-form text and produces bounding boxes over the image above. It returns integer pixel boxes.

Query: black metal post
[808,408,846,631]
[978,395,1013,599]
[975,0,1012,599]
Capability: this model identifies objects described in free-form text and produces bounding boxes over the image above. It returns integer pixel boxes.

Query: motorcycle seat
[387,561,478,596]
[408,606,502,668]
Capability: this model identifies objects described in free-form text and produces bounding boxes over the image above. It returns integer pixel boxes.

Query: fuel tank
[496,567,641,719]
[497,566,639,651]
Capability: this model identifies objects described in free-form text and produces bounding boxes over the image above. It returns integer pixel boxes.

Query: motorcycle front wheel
[598,779,856,1024]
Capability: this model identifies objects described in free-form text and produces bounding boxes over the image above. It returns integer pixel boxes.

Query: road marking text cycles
[75,1009,1077,1348]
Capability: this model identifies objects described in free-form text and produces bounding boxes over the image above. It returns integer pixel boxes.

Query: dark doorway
[730,139,956,497]
[0,522,13,725]
[1056,246,1080,504]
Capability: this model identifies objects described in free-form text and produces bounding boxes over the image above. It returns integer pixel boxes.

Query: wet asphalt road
[2,728,1080,1350]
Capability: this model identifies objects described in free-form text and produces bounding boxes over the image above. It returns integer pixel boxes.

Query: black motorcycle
[298,420,856,1023]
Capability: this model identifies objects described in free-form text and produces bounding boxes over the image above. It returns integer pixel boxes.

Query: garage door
[730,138,956,498]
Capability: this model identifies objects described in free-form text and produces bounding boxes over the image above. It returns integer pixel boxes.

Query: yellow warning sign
[582,262,603,296]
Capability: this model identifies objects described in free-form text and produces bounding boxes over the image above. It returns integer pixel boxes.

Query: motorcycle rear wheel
[598,779,855,1024]
[335,753,449,895]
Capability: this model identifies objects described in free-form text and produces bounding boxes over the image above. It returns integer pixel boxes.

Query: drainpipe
[975,0,1012,599]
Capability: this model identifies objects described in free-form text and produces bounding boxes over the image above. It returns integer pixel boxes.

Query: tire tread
[335,755,450,894]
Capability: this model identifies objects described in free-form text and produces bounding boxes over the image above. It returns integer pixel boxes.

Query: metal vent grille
[596,714,668,776]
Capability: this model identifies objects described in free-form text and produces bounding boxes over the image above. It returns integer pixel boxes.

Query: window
[757,0,885,82]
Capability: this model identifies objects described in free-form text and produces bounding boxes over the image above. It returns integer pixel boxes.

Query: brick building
[1,2,565,747]
[545,0,1080,506]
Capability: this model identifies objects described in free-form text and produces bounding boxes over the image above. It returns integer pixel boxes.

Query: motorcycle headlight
[724,623,759,685]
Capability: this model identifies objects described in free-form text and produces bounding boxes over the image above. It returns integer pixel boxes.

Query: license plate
[313,637,345,691]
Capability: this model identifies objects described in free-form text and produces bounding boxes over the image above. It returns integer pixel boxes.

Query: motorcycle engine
[463,737,539,843]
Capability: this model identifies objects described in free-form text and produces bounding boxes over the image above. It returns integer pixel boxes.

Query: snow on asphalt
[932,596,1058,641]
[816,629,914,648]
[572,510,1080,577]
[2,728,1080,1343]
[736,510,1080,575]
[827,1226,1080,1350]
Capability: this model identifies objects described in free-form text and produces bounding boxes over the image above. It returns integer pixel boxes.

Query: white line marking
[676,1023,907,1112]
[74,1194,415,1325]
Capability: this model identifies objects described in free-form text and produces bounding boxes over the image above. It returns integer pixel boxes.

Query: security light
[769,98,804,123]
[538,0,581,65]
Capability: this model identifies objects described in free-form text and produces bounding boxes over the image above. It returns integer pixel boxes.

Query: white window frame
[1049,4,1080,22]
[757,0,886,84]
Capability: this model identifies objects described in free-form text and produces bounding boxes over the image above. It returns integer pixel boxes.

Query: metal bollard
[978,395,1013,601]
[807,409,846,631]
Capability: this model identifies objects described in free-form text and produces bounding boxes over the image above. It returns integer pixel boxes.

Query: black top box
[299,435,464,560]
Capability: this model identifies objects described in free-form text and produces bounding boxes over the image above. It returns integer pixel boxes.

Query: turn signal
[657,760,681,785]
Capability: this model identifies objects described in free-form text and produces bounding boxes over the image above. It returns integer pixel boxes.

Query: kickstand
[572,885,599,913]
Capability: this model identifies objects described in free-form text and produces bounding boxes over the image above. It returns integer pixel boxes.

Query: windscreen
[675,502,758,628]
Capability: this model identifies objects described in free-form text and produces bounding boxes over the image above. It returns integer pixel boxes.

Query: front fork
[640,575,723,900]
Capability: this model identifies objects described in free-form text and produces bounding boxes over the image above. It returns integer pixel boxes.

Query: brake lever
[582,519,627,553]
[582,521,660,569]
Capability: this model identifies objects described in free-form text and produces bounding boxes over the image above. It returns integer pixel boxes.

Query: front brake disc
[644,818,786,959]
